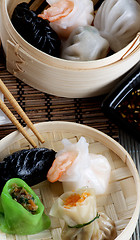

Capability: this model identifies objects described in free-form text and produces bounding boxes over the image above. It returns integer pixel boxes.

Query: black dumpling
[11,2,61,57]
[0,148,56,192]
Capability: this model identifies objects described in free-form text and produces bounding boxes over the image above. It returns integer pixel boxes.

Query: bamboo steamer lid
[0,0,140,98]
[0,121,140,239]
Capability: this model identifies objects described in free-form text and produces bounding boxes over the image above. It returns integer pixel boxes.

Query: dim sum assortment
[0,136,117,238]
[11,0,140,60]
[50,187,117,240]
[0,0,139,237]
[47,137,111,195]
[0,178,51,235]
[61,26,109,61]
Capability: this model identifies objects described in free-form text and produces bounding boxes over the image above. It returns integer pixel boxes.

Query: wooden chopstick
[0,98,37,148]
[0,79,45,146]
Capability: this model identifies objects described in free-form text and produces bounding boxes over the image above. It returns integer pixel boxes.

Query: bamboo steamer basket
[0,121,140,240]
[0,1,140,98]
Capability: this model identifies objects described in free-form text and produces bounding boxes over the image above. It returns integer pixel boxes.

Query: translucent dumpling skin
[49,187,117,239]
[47,137,111,195]
[50,187,99,240]
[94,0,140,52]
[0,178,51,235]
[0,148,56,192]
[39,0,94,38]
[61,26,109,61]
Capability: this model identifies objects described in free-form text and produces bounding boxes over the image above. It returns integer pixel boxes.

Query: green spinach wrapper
[0,178,51,235]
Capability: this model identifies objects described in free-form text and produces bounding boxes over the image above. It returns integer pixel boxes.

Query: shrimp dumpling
[38,0,94,38]
[47,137,111,195]
[94,0,140,52]
[61,26,109,61]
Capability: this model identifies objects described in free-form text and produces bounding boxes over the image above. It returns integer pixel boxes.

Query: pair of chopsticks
[0,79,45,147]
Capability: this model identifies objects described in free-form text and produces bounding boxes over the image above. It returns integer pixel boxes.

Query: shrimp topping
[47,151,77,182]
[38,0,74,22]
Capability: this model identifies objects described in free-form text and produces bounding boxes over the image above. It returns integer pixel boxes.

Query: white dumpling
[58,137,111,195]
[47,137,111,195]
[94,0,140,52]
[50,187,100,240]
[39,0,94,38]
[49,187,117,240]
[61,26,109,61]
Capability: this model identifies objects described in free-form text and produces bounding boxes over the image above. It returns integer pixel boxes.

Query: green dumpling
[0,178,51,235]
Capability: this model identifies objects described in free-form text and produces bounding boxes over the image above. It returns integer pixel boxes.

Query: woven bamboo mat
[0,46,118,140]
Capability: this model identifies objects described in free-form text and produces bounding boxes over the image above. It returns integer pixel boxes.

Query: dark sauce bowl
[102,62,140,141]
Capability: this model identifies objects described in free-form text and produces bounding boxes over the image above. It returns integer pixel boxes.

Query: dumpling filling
[63,191,91,209]
[10,184,38,214]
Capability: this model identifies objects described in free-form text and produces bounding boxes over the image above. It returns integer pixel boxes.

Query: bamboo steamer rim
[1,0,140,70]
[0,121,140,240]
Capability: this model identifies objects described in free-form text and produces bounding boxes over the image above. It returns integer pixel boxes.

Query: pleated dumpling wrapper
[50,187,100,239]
[0,178,51,235]
[0,148,56,193]
[94,0,140,52]
[61,26,109,61]
[11,2,61,57]
[38,0,94,38]
[50,187,117,240]
[47,137,111,195]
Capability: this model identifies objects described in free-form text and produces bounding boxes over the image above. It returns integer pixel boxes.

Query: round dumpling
[61,26,109,61]
[94,0,140,52]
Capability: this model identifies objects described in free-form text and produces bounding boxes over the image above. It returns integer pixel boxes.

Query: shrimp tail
[47,151,77,182]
